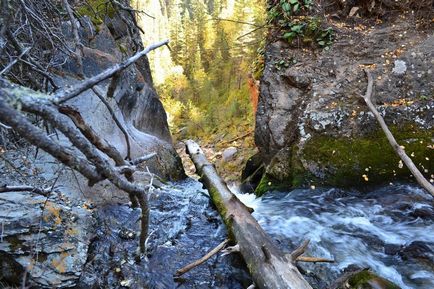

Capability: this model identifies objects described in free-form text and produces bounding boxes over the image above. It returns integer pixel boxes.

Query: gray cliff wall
[0,4,184,288]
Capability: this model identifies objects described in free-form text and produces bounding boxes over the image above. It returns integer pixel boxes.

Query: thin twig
[130,152,157,166]
[62,0,83,76]
[296,256,335,263]
[0,47,31,75]
[0,185,51,196]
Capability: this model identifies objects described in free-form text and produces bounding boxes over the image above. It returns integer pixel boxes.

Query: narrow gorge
[0,1,433,289]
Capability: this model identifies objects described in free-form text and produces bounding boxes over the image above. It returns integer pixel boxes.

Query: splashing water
[234,184,434,289]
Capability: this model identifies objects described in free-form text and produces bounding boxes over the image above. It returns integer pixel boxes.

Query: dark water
[235,184,434,289]
[77,179,250,289]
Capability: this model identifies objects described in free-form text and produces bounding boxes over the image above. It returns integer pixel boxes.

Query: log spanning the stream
[185,140,313,289]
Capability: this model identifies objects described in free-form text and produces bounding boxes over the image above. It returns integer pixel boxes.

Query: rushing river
[78,179,433,288]
[235,184,434,289]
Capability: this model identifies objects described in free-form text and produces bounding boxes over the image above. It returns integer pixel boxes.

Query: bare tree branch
[130,152,157,166]
[58,105,125,166]
[0,97,102,183]
[0,185,51,196]
[62,0,84,77]
[1,82,152,251]
[54,40,169,104]
[111,0,155,20]
[0,47,31,76]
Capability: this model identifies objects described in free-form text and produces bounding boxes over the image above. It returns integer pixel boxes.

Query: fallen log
[185,140,313,289]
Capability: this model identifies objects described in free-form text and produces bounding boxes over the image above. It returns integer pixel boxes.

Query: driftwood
[175,239,229,276]
[185,140,313,289]
[362,69,434,196]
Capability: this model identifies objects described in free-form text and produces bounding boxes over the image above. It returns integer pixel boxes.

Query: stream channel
[80,178,433,289]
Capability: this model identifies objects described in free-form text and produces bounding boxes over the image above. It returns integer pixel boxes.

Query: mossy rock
[300,125,433,187]
[345,270,401,289]
[255,173,292,196]
[256,124,433,196]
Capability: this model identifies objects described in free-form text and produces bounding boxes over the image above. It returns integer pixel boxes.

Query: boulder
[251,14,434,195]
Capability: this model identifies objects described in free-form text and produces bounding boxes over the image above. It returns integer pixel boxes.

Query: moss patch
[347,270,401,289]
[258,124,433,195]
[76,0,116,25]
[255,173,292,196]
[300,125,433,187]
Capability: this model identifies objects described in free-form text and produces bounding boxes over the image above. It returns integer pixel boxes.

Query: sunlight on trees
[134,0,267,141]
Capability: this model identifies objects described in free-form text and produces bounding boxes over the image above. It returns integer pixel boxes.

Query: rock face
[251,8,433,195]
[0,191,94,288]
[0,4,184,288]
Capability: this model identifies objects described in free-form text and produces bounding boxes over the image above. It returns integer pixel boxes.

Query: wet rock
[399,241,434,267]
[0,191,94,288]
[347,270,401,289]
[0,250,26,287]
[76,180,248,289]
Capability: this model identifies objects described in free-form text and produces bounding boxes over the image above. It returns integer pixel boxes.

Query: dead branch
[111,0,155,20]
[58,105,125,166]
[54,40,169,104]
[57,104,140,206]
[5,29,59,90]
[106,72,121,99]
[296,256,335,263]
[175,239,229,276]
[185,140,313,289]
[0,47,31,76]
[61,0,84,77]
[131,152,157,166]
[0,98,102,183]
[0,81,151,251]
[290,239,310,260]
[221,244,240,256]
[362,69,434,196]
[0,185,51,196]
[220,130,253,145]
[213,18,261,27]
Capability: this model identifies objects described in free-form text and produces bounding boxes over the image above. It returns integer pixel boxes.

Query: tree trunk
[185,140,313,289]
